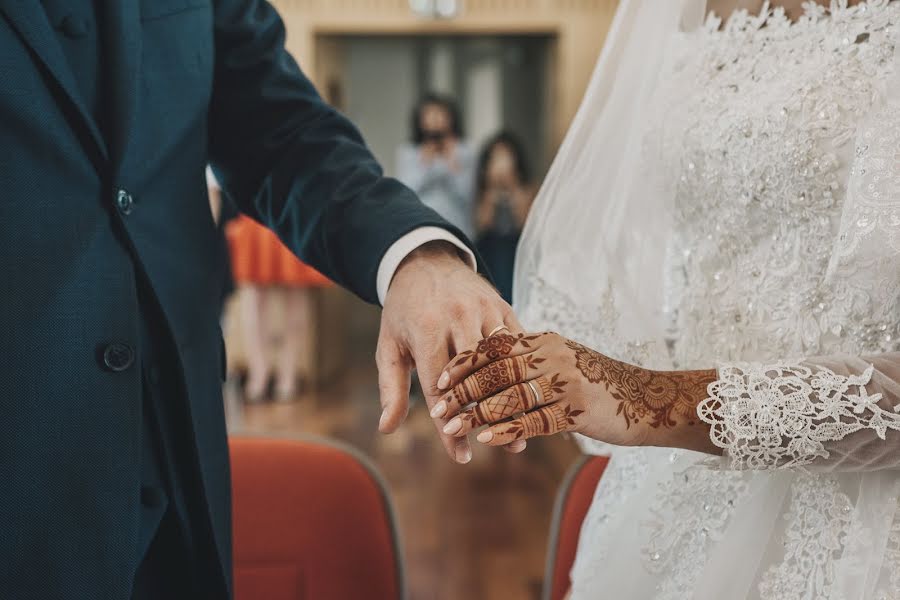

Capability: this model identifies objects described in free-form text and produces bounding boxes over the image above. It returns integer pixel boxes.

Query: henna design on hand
[452,353,545,408]
[505,404,584,440]
[461,374,569,429]
[537,373,567,402]
[564,341,714,430]
[453,333,544,368]
[465,383,531,428]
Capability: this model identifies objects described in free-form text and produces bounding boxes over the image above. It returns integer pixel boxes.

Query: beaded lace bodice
[519,3,900,599]
[666,1,900,368]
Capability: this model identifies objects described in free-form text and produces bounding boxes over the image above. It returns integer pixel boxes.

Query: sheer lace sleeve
[695,87,900,472]
[697,353,900,470]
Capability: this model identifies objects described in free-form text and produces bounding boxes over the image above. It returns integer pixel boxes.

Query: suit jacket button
[103,342,135,372]
[61,15,89,39]
[116,189,134,215]
[140,486,166,509]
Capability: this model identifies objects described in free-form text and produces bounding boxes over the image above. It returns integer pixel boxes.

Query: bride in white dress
[429,0,900,597]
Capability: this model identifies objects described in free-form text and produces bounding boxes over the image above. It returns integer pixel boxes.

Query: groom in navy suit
[0,0,516,597]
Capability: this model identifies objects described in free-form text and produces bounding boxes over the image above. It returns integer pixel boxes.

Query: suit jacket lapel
[103,0,141,177]
[0,0,107,161]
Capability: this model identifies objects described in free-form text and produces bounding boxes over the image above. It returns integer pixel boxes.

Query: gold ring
[488,325,510,337]
[526,380,542,407]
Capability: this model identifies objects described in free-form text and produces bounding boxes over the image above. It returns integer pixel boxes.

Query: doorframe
[312,29,559,170]
[272,0,618,151]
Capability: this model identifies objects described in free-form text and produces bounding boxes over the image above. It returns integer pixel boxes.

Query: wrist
[397,240,466,271]
[644,414,718,455]
[634,368,721,455]
[387,241,469,299]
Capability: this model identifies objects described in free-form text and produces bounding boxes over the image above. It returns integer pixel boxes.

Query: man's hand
[377,241,526,462]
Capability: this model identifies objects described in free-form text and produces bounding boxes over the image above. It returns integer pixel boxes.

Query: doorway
[316,34,556,178]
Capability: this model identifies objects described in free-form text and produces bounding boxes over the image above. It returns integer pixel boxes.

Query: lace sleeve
[694,79,900,471]
[697,353,900,471]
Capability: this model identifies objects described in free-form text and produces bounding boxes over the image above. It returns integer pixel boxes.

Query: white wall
[342,35,551,179]
[344,38,417,177]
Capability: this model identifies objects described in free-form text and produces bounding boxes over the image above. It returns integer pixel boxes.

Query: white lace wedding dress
[515,2,900,598]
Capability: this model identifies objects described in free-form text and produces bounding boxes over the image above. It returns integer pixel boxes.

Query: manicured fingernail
[430,400,447,418]
[456,445,472,464]
[443,417,462,435]
[379,410,389,429]
[509,440,526,452]
[437,371,450,390]
[477,430,493,443]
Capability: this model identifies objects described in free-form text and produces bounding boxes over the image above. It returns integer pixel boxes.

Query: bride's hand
[427,332,644,447]
[430,331,718,450]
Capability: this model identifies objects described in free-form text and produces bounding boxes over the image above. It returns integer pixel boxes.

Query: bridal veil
[513,1,900,596]
[514,0,899,370]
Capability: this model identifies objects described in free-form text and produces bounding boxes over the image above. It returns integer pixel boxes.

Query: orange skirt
[226,215,332,287]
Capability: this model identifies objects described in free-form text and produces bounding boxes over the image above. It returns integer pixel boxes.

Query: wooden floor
[224,347,581,600]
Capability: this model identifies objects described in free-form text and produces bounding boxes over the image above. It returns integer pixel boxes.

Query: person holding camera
[397,93,477,240]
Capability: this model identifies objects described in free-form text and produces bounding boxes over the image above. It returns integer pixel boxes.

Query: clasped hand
[430,331,717,451]
[378,243,717,461]
[428,331,652,448]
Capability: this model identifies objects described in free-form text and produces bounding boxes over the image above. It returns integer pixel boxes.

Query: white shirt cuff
[376,226,477,305]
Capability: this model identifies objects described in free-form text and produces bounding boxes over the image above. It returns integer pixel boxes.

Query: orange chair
[542,455,610,600]
[230,436,405,600]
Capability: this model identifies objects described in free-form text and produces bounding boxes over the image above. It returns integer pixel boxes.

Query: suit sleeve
[206,0,478,304]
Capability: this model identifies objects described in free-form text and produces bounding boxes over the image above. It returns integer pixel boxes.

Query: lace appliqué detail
[642,465,750,599]
[663,0,900,367]
[758,475,854,600]
[707,0,895,35]
[697,363,900,469]
[520,276,668,455]
[523,3,900,596]
[571,448,652,573]
[864,490,900,600]
[883,507,900,599]
[826,99,900,354]
[833,119,900,261]
[589,449,650,529]
[520,275,661,367]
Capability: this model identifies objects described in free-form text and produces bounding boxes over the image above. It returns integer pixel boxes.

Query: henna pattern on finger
[453,333,546,368]
[462,410,480,428]
[564,340,715,430]
[537,373,568,402]
[468,383,528,427]
[505,404,584,440]
[462,373,570,430]
[453,354,546,407]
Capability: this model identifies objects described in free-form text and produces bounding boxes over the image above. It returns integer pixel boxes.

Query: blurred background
[218,1,619,598]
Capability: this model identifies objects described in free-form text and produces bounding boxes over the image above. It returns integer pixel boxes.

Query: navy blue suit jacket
[0,0,474,597]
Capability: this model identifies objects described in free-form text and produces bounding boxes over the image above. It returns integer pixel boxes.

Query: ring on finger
[526,379,542,407]
[488,325,510,337]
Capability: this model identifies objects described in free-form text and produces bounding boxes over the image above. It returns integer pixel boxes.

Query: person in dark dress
[475,132,535,303]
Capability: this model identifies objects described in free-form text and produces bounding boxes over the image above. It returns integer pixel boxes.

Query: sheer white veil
[513,4,900,593]
[513,0,709,367]
[513,0,900,368]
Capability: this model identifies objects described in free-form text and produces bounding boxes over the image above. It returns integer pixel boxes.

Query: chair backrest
[230,436,405,600]
[542,455,610,600]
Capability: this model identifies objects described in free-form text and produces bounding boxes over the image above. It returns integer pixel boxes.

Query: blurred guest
[474,132,534,302]
[397,93,477,239]
[226,210,332,402]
